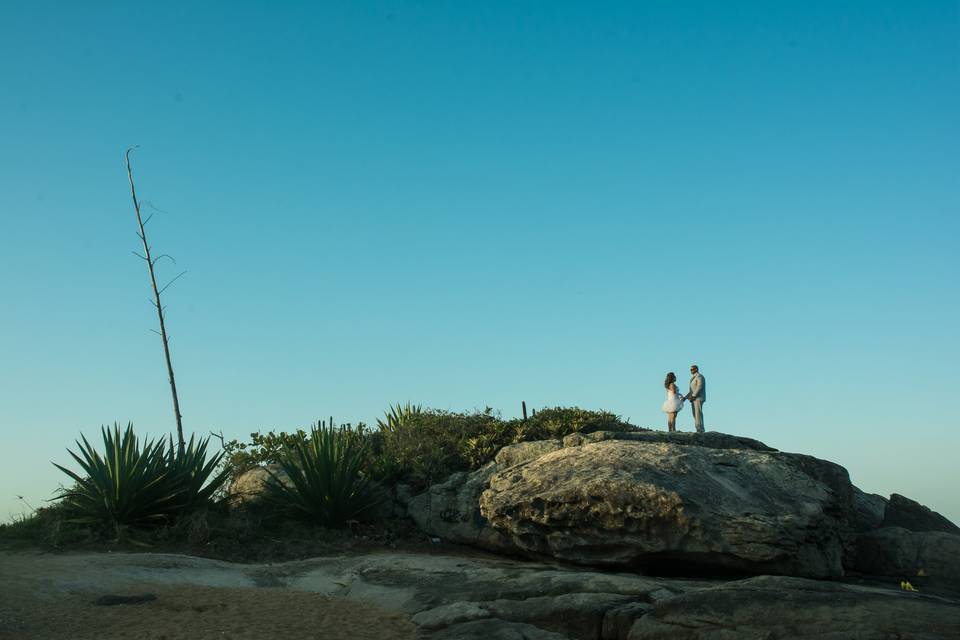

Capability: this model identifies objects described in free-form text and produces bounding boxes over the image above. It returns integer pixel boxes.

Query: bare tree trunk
[125,147,185,451]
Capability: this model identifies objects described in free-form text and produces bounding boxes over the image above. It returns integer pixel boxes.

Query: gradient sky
[1,2,958,525]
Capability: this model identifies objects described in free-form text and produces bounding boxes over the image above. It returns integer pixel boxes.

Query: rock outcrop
[408,430,960,587]
[847,493,960,586]
[851,487,888,532]
[627,575,960,640]
[882,493,960,534]
[853,526,960,584]
[6,548,960,640]
[406,464,512,551]
[480,439,850,578]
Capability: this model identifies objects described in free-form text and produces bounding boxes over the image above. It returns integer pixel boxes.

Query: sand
[0,552,416,640]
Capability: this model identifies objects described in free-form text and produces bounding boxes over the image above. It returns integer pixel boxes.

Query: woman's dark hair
[664,372,676,388]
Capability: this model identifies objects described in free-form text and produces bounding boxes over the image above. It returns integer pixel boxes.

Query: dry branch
[125,147,185,451]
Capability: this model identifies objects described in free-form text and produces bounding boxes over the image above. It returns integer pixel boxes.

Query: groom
[686,365,706,433]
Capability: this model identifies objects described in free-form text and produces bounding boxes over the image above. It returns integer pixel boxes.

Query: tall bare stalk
[125,147,186,451]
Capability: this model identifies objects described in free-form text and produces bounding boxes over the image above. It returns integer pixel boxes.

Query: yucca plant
[265,423,381,526]
[166,433,230,511]
[53,423,181,531]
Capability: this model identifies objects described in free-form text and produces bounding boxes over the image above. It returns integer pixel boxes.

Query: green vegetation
[218,429,311,476]
[265,423,381,526]
[167,433,232,512]
[370,407,503,488]
[53,423,183,531]
[369,405,641,490]
[216,404,640,495]
[2,404,639,555]
[0,504,91,548]
[51,423,228,536]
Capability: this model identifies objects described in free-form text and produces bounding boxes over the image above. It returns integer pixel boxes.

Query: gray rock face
[851,487,889,532]
[883,493,960,534]
[853,526,960,584]
[407,463,512,550]
[408,430,958,589]
[627,575,960,640]
[483,592,637,639]
[480,439,851,577]
[495,440,563,468]
[429,619,569,640]
[561,430,776,452]
[407,431,789,557]
[7,550,959,640]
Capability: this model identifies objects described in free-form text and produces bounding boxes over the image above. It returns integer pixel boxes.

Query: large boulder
[479,439,852,578]
[853,526,960,585]
[408,430,958,586]
[406,463,512,551]
[408,431,804,558]
[225,464,291,506]
[882,493,960,534]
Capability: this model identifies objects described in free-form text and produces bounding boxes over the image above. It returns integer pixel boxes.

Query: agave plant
[166,433,230,511]
[53,423,181,530]
[376,402,423,433]
[265,423,381,526]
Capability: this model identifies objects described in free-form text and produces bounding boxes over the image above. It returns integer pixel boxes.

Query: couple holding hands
[662,365,706,433]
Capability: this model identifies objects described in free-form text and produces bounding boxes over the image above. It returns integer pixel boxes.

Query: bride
[662,372,685,432]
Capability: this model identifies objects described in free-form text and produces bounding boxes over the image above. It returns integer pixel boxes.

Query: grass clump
[0,504,92,548]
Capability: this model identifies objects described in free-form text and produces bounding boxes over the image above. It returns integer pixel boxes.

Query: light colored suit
[688,373,705,432]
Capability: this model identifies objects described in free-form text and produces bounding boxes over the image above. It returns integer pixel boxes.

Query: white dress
[662,386,685,413]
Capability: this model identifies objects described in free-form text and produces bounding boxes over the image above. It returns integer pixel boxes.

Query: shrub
[265,423,381,526]
[217,423,369,486]
[364,403,422,481]
[219,429,309,476]
[519,406,635,440]
[52,423,229,535]
[372,405,642,489]
[214,406,641,501]
[0,504,90,547]
[371,407,502,489]
[460,419,512,469]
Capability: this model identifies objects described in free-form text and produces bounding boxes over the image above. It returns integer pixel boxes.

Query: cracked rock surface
[2,550,957,639]
[409,430,960,590]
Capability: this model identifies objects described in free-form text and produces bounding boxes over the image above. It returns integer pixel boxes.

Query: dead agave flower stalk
[125,146,186,452]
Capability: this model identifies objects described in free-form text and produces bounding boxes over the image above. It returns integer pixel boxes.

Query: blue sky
[1,2,958,524]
